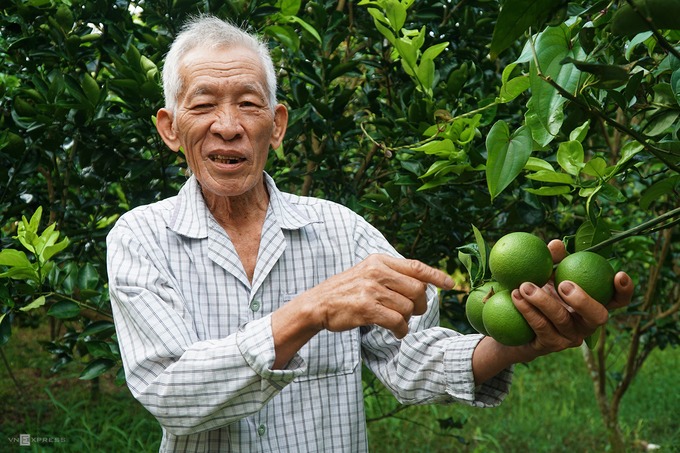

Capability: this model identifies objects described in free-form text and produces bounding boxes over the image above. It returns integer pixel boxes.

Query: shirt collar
[168,172,320,238]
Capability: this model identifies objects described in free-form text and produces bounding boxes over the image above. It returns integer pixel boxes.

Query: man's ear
[156,108,181,152]
[270,103,288,150]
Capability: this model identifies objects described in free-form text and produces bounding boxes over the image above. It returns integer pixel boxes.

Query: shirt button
[250,299,261,312]
[257,424,266,436]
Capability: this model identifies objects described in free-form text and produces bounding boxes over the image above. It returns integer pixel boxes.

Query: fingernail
[521,282,537,296]
[620,274,630,287]
[560,281,575,296]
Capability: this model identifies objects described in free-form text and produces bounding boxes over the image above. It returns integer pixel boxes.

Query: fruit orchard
[1,0,679,451]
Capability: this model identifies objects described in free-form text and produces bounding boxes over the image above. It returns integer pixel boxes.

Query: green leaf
[524,185,572,196]
[498,74,530,103]
[485,121,533,200]
[498,63,530,103]
[612,142,644,174]
[569,120,590,143]
[16,228,38,255]
[489,0,557,60]
[78,263,99,291]
[597,183,626,203]
[472,224,487,285]
[0,249,33,268]
[85,340,116,359]
[457,242,484,286]
[525,24,585,147]
[286,15,322,44]
[277,0,301,16]
[644,110,680,136]
[671,67,680,106]
[61,262,79,294]
[411,139,457,158]
[525,170,574,184]
[611,0,680,37]
[27,206,43,233]
[416,57,436,96]
[264,25,300,51]
[417,176,457,191]
[556,140,585,176]
[82,73,101,106]
[640,175,680,210]
[80,320,116,338]
[575,219,612,255]
[41,237,70,263]
[79,358,115,380]
[384,0,407,31]
[422,42,449,62]
[19,296,46,312]
[582,157,608,178]
[47,300,80,319]
[420,160,455,179]
[396,38,418,76]
[0,249,40,282]
[524,157,554,172]
[0,265,41,282]
[561,58,629,89]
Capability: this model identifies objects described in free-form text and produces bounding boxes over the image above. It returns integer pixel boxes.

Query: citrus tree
[357,0,679,449]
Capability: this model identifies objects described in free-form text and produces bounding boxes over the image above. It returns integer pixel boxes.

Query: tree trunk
[582,344,627,452]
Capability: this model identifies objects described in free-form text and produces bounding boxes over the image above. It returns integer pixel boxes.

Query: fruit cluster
[466,232,615,346]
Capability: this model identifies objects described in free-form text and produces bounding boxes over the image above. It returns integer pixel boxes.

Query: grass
[1,324,678,452]
[0,324,160,453]
[365,346,680,452]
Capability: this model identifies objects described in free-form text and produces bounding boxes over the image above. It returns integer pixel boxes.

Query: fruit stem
[584,206,680,253]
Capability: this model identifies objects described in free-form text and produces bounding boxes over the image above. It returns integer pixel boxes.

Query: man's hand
[271,254,453,369]
[310,254,454,339]
[472,239,634,384]
[512,239,634,358]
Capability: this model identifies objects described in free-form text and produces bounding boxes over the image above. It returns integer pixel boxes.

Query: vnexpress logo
[8,434,67,446]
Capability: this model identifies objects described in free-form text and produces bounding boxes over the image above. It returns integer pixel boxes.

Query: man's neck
[203,182,270,282]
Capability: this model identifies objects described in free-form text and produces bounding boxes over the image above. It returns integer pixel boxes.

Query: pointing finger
[381,255,454,290]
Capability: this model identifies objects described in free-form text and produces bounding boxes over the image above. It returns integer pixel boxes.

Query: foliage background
[1,0,678,451]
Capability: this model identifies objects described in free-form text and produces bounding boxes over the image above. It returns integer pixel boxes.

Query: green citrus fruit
[482,290,535,346]
[465,281,508,336]
[554,251,615,305]
[489,232,553,290]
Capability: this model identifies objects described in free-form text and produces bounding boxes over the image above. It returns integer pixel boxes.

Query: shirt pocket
[282,292,360,381]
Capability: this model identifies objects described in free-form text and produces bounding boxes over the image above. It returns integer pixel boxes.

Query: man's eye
[192,103,213,110]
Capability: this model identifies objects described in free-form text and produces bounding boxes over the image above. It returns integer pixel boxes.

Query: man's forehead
[177,46,267,96]
[180,43,260,69]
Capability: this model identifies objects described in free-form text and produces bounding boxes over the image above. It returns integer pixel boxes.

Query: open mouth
[209,155,246,165]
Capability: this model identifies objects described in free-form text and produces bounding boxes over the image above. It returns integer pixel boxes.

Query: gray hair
[161,15,278,113]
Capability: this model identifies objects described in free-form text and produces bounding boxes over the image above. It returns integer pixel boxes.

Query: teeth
[210,156,243,164]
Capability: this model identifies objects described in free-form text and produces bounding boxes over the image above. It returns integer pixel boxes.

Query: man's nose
[210,106,244,139]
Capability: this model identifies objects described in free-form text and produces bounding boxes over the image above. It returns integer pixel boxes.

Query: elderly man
[107,15,633,452]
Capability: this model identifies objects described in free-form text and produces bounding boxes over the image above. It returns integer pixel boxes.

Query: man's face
[157,45,287,202]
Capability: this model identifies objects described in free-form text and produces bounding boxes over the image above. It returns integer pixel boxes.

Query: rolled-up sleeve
[361,291,512,408]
